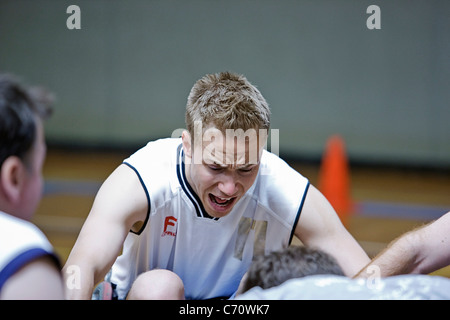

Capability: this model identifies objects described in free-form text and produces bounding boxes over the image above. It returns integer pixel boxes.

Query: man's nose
[218,173,238,196]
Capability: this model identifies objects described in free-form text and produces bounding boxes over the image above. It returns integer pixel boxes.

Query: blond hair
[185,72,270,137]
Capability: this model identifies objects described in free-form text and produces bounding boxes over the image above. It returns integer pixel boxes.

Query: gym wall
[1,0,448,168]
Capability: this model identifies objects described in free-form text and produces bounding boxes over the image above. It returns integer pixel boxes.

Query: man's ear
[181,130,192,159]
[0,156,24,204]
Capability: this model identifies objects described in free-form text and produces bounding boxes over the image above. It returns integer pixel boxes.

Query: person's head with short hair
[185,71,270,138]
[182,72,271,218]
[0,74,53,220]
[240,246,345,293]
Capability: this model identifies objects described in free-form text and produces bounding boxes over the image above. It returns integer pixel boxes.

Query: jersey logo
[234,217,267,260]
[161,216,177,237]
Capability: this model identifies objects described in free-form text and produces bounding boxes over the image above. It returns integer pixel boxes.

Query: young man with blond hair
[64,71,369,300]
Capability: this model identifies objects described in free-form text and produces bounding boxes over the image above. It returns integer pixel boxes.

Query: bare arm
[63,164,148,299]
[355,211,450,278]
[295,185,370,277]
[0,256,64,300]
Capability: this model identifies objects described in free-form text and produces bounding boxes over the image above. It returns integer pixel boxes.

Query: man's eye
[209,166,223,171]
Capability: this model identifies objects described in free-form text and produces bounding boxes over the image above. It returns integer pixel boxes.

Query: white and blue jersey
[0,211,60,293]
[109,138,310,299]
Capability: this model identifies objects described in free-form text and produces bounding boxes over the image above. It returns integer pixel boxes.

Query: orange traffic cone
[318,135,353,226]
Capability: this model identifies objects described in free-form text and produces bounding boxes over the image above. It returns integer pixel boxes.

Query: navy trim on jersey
[0,248,60,292]
[289,181,310,244]
[122,162,151,235]
[176,144,218,221]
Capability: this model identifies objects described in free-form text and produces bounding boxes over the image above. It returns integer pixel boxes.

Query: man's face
[20,117,46,220]
[182,126,266,218]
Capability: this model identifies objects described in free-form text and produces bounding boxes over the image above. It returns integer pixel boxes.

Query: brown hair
[241,246,344,292]
[185,72,270,138]
[0,73,53,168]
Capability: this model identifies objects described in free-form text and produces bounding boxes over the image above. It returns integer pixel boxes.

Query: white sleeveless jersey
[0,211,59,292]
[109,138,310,299]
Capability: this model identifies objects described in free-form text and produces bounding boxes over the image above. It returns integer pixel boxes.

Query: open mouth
[208,194,236,210]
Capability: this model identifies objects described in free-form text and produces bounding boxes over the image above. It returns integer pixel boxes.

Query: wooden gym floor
[33,148,450,277]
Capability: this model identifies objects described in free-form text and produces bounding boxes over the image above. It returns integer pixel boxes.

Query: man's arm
[355,211,450,278]
[63,164,148,299]
[294,185,370,277]
[0,256,64,300]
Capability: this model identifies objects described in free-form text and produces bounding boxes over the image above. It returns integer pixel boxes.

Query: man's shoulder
[124,138,181,168]
[0,211,55,270]
[257,151,309,195]
[132,138,181,157]
[0,212,49,246]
